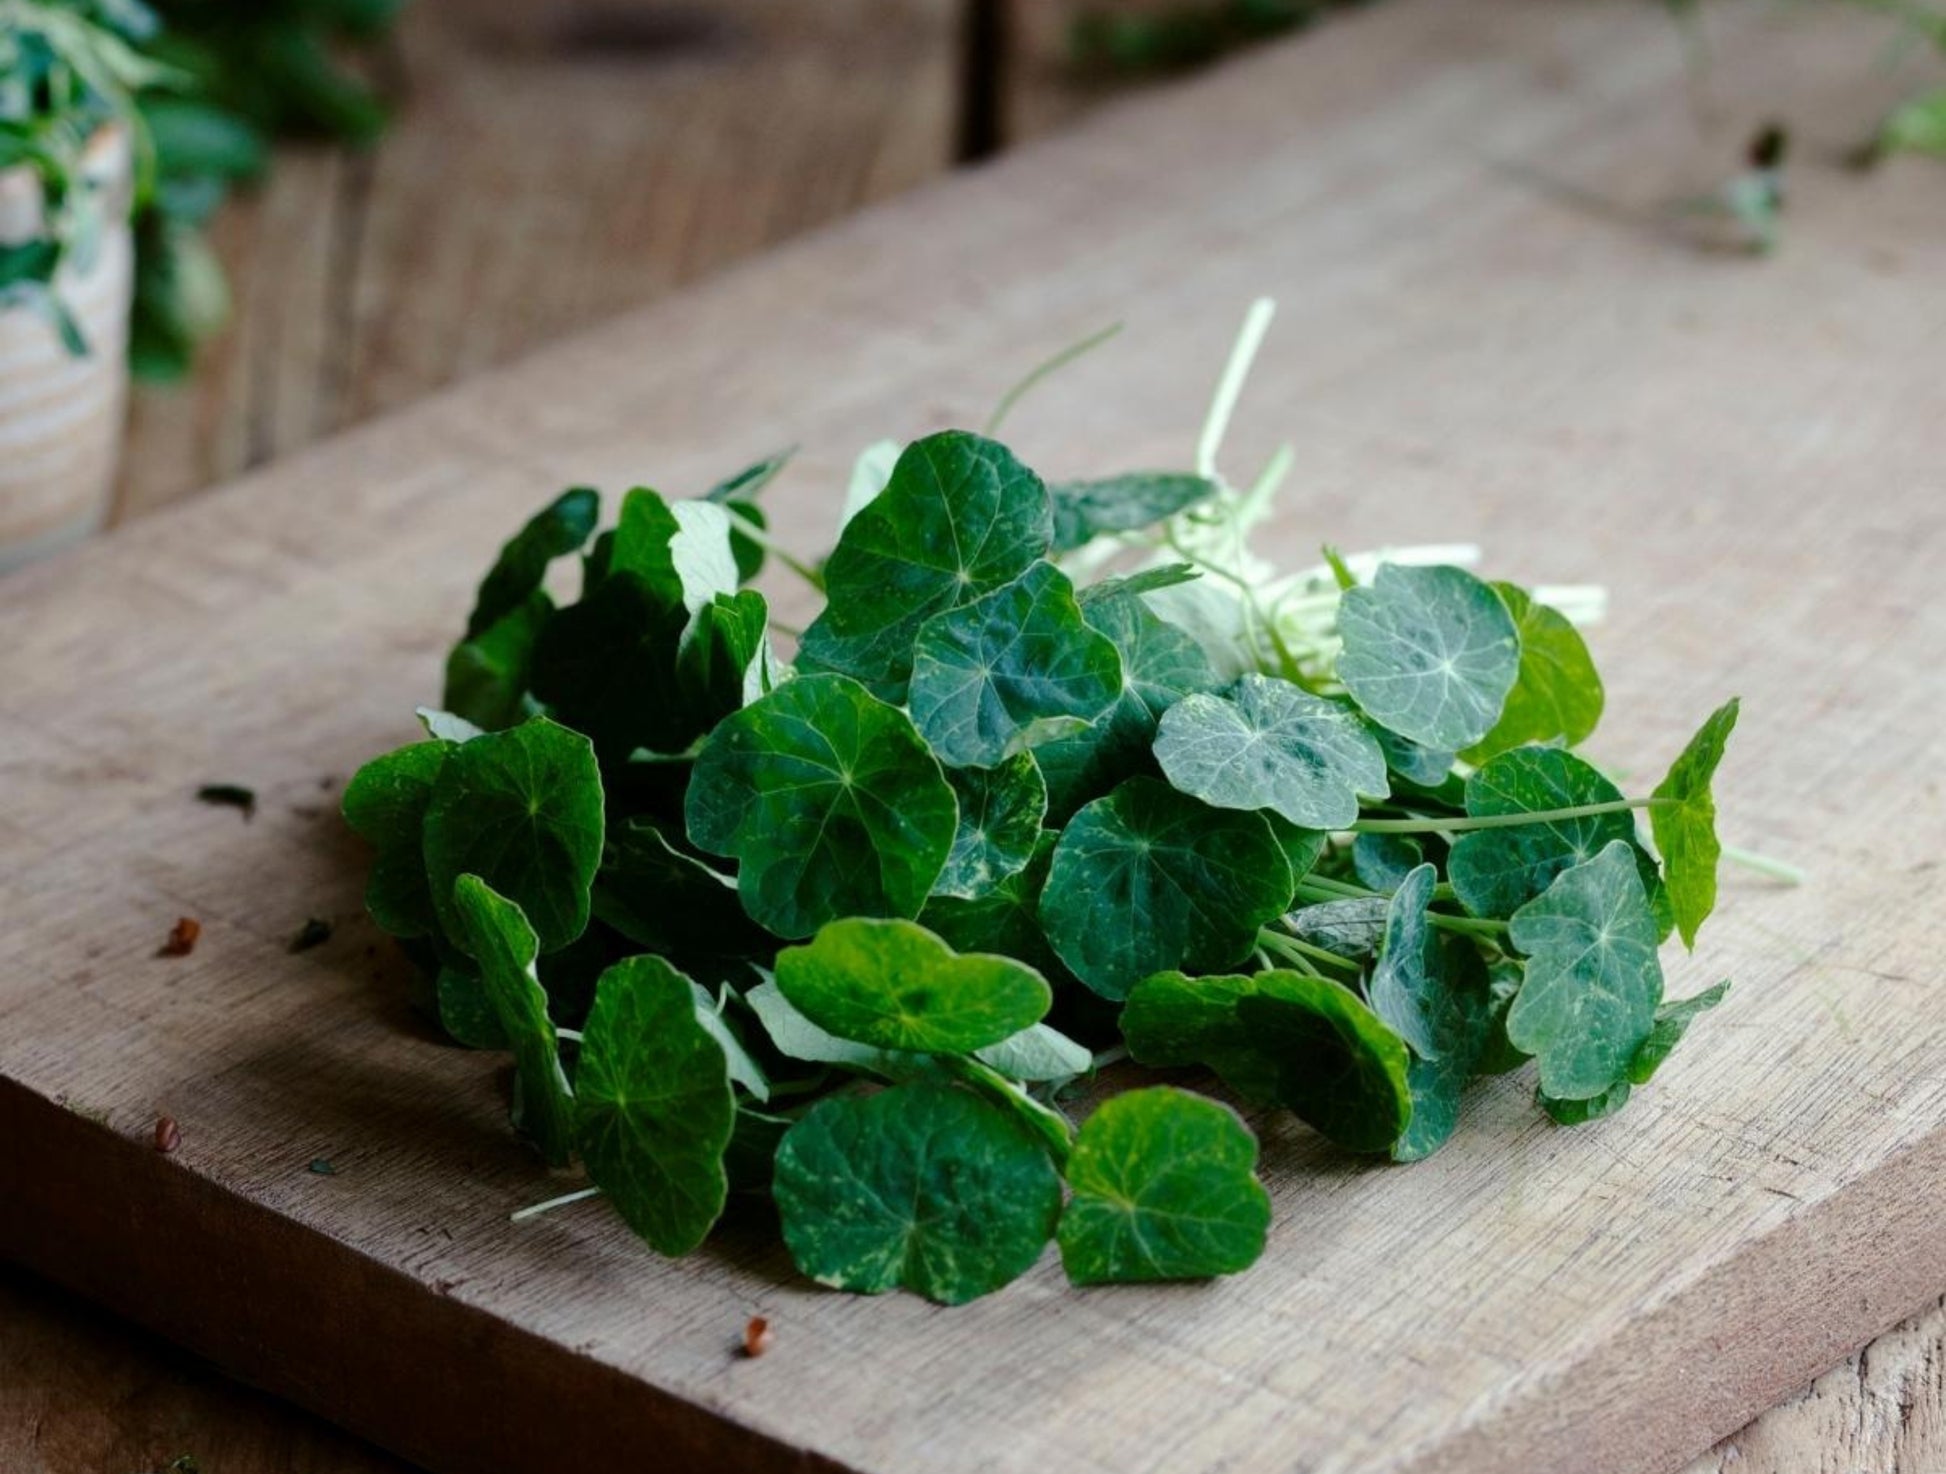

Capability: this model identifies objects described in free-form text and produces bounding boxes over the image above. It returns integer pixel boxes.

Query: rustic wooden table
[3,1,1942,1471]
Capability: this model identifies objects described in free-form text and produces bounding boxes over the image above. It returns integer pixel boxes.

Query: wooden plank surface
[110,0,959,522]
[4,2,1945,1472]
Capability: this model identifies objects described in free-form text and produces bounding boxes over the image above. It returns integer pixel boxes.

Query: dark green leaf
[1392,939,1495,1162]
[341,740,447,938]
[1039,778,1291,999]
[1627,980,1730,1085]
[1650,699,1739,949]
[466,488,598,639]
[798,432,1052,701]
[591,819,773,963]
[1048,472,1216,552]
[1539,1080,1632,1125]
[424,718,605,954]
[773,1081,1063,1304]
[436,965,504,1049]
[1351,833,1423,893]
[774,918,1051,1055]
[1459,584,1604,764]
[1235,971,1413,1154]
[448,876,575,1165]
[528,572,694,761]
[1371,726,1455,789]
[935,754,1047,900]
[609,487,739,614]
[1366,863,1442,1060]
[443,591,550,732]
[1058,1086,1270,1284]
[1336,563,1520,750]
[1153,674,1388,831]
[1506,841,1664,1100]
[909,562,1124,768]
[575,955,735,1254]
[685,674,958,938]
[920,832,1070,983]
[1120,969,1279,1102]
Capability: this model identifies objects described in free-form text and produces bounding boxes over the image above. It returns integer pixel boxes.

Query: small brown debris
[195,784,256,820]
[742,1315,773,1358]
[160,917,201,957]
[289,917,333,954]
[154,1117,181,1154]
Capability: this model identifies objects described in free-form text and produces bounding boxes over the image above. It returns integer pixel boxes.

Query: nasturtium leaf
[444,591,550,732]
[1077,563,1201,603]
[1447,746,1660,921]
[1154,674,1388,832]
[1459,584,1604,764]
[908,562,1124,768]
[1335,563,1521,750]
[342,739,448,938]
[1539,1081,1632,1126]
[1235,971,1413,1154]
[1036,588,1219,823]
[1392,939,1495,1162]
[610,488,739,615]
[1048,472,1216,553]
[424,718,605,955]
[466,487,598,638]
[529,570,697,761]
[416,707,486,744]
[1057,1086,1270,1284]
[1120,970,1278,1102]
[1650,699,1740,950]
[798,432,1052,701]
[448,876,575,1166]
[772,1081,1063,1304]
[1352,833,1424,894]
[592,819,772,963]
[1039,778,1292,1000]
[436,965,505,1049]
[939,1054,1076,1163]
[1627,980,1730,1085]
[705,449,792,581]
[681,588,773,712]
[1266,816,1326,888]
[694,987,770,1100]
[972,1022,1092,1084]
[934,755,1047,900]
[685,674,958,938]
[1366,863,1443,1060]
[1475,960,1530,1075]
[921,832,1070,983]
[774,918,1051,1055]
[1506,841,1665,1100]
[1372,724,1455,789]
[1283,898,1389,962]
[574,955,735,1255]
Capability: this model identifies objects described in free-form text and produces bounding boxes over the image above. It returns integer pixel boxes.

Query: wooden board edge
[0,1075,854,1474]
[1407,1119,1946,1474]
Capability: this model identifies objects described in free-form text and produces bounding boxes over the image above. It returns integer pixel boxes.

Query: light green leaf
[934,755,1047,900]
[1448,746,1662,921]
[1336,563,1521,750]
[423,718,604,955]
[342,739,447,939]
[686,674,958,938]
[908,562,1124,768]
[1459,584,1604,763]
[1039,778,1292,999]
[1058,1086,1270,1285]
[1120,969,1279,1103]
[1351,833,1423,893]
[799,432,1052,701]
[1283,897,1388,962]
[1366,863,1442,1060]
[773,1081,1063,1304]
[1627,979,1730,1085]
[444,591,550,732]
[448,876,575,1166]
[610,488,739,616]
[1650,699,1739,949]
[1235,971,1413,1154]
[1153,674,1388,832]
[575,956,734,1254]
[971,1022,1092,1084]
[466,487,597,638]
[1506,841,1665,1100]
[416,707,485,744]
[690,983,770,1101]
[1371,725,1455,789]
[1048,472,1216,553]
[774,918,1051,1055]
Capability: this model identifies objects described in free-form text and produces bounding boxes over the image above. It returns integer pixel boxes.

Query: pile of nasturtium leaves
[343,316,1741,1305]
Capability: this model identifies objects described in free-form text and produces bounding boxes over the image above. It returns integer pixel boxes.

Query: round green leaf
[774,917,1051,1054]
[773,1081,1063,1304]
[920,832,1071,984]
[1366,862,1442,1060]
[1039,778,1292,1000]
[1235,971,1412,1154]
[424,718,605,955]
[933,754,1047,900]
[1459,583,1604,764]
[798,432,1052,702]
[1391,939,1495,1163]
[466,487,598,638]
[1649,698,1739,950]
[574,955,735,1256]
[1120,970,1279,1104]
[1448,745,1661,921]
[1153,673,1388,831]
[1048,472,1216,553]
[684,674,958,938]
[1335,563,1520,750]
[342,739,448,939]
[1058,1086,1271,1285]
[1506,841,1665,1100]
[909,562,1124,768]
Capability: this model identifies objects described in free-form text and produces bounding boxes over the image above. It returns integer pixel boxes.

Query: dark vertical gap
[956,0,1008,164]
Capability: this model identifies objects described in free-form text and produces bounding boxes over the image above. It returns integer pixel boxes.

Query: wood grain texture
[3,2,1944,1472]
[110,0,959,522]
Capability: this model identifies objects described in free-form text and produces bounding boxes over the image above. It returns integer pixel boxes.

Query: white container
[0,124,133,571]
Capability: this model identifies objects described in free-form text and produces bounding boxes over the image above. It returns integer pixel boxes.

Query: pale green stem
[1353,797,1664,834]
[555,1027,583,1043]
[984,320,1124,436]
[1197,297,1277,480]
[509,1185,601,1224]
[722,505,825,591]
[1722,844,1805,885]
[1257,928,1354,975]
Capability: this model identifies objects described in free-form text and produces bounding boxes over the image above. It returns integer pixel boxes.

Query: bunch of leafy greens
[0,0,399,379]
[343,301,1761,1306]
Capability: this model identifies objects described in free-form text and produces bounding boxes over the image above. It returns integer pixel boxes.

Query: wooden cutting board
[3,2,1942,1471]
